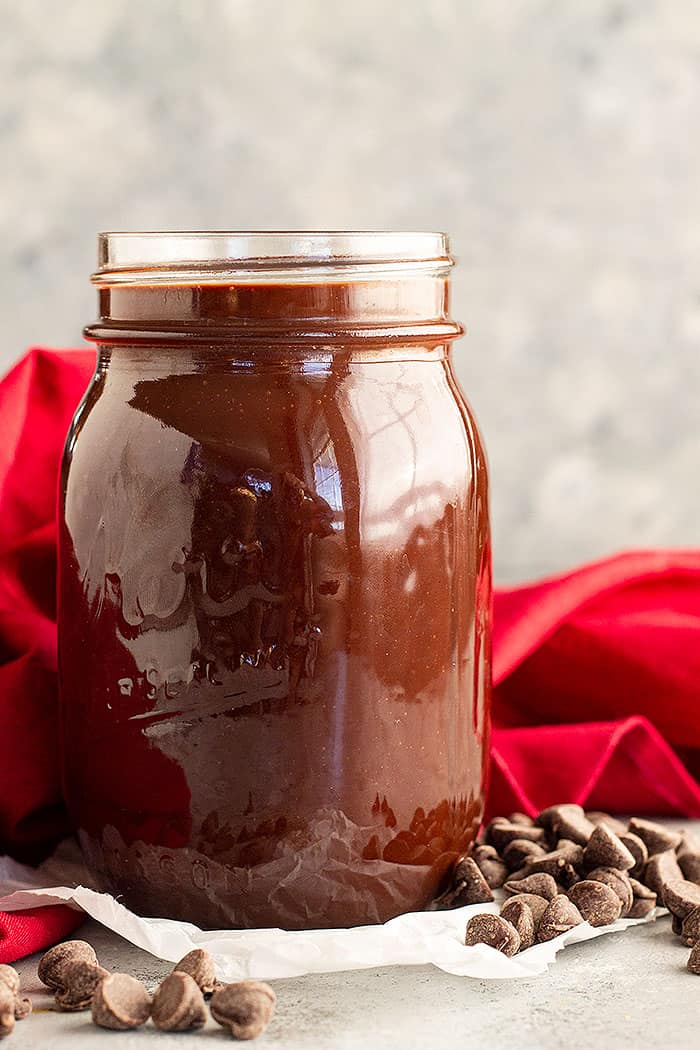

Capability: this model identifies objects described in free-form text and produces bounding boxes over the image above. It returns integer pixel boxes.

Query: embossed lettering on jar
[58,232,492,929]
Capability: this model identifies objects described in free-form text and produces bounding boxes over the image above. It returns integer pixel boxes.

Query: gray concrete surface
[10,912,695,1048]
[2,1,700,582]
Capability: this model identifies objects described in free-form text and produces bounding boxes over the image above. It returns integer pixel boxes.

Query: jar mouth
[92,231,454,286]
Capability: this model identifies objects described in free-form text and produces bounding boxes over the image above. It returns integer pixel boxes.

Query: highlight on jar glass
[58,231,492,930]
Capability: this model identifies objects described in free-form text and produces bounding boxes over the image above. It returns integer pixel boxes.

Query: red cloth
[489,550,700,818]
[1,346,700,961]
[0,905,84,964]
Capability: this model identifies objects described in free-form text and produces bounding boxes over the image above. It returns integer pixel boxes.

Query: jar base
[77,811,475,930]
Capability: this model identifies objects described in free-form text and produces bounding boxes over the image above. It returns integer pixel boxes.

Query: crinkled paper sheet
[0,841,659,982]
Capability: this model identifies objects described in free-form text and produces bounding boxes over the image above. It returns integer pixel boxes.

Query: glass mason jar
[58,232,491,930]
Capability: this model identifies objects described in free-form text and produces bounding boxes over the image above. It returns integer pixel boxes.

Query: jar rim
[93,231,454,286]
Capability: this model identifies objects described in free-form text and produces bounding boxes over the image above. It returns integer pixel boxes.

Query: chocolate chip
[55,960,110,1012]
[152,972,207,1032]
[618,833,648,879]
[551,838,578,860]
[522,847,581,888]
[489,822,547,852]
[628,818,683,856]
[0,968,20,1001]
[91,973,152,1031]
[629,877,656,900]
[681,907,700,946]
[452,858,497,904]
[678,851,700,885]
[210,981,276,1040]
[13,997,31,1021]
[687,942,700,975]
[662,879,700,919]
[465,914,520,956]
[536,804,594,844]
[549,805,596,846]
[472,844,499,860]
[483,816,510,846]
[677,830,700,856]
[627,877,657,918]
[501,893,550,927]
[500,900,535,950]
[502,839,547,872]
[0,985,15,1039]
[504,865,529,883]
[503,873,560,901]
[553,839,585,865]
[38,940,98,991]
[567,880,622,926]
[627,894,657,919]
[537,895,584,942]
[0,968,19,996]
[0,966,31,1023]
[172,948,217,996]
[535,805,567,831]
[586,812,628,836]
[644,850,683,896]
[586,867,634,916]
[432,856,494,908]
[583,824,635,872]
[508,812,535,826]
[477,859,509,889]
[472,846,509,889]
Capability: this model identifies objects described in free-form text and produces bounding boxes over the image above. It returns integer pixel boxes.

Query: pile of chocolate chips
[432,804,700,974]
[3,941,275,1040]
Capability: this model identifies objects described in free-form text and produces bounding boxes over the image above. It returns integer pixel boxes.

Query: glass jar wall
[58,233,491,929]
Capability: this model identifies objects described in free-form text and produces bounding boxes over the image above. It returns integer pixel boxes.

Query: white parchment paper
[0,841,659,981]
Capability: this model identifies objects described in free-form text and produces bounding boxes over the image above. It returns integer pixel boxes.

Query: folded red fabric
[489,549,700,817]
[0,905,84,964]
[1,347,700,961]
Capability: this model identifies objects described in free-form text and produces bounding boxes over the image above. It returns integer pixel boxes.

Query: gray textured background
[2,0,699,582]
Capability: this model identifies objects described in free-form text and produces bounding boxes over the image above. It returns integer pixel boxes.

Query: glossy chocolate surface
[58,279,491,928]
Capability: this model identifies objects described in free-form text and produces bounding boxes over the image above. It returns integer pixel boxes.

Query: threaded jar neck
[85,231,462,344]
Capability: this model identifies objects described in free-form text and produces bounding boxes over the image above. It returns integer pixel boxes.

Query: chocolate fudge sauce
[58,234,491,929]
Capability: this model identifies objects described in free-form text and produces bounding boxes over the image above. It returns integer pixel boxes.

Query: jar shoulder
[62,356,487,495]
